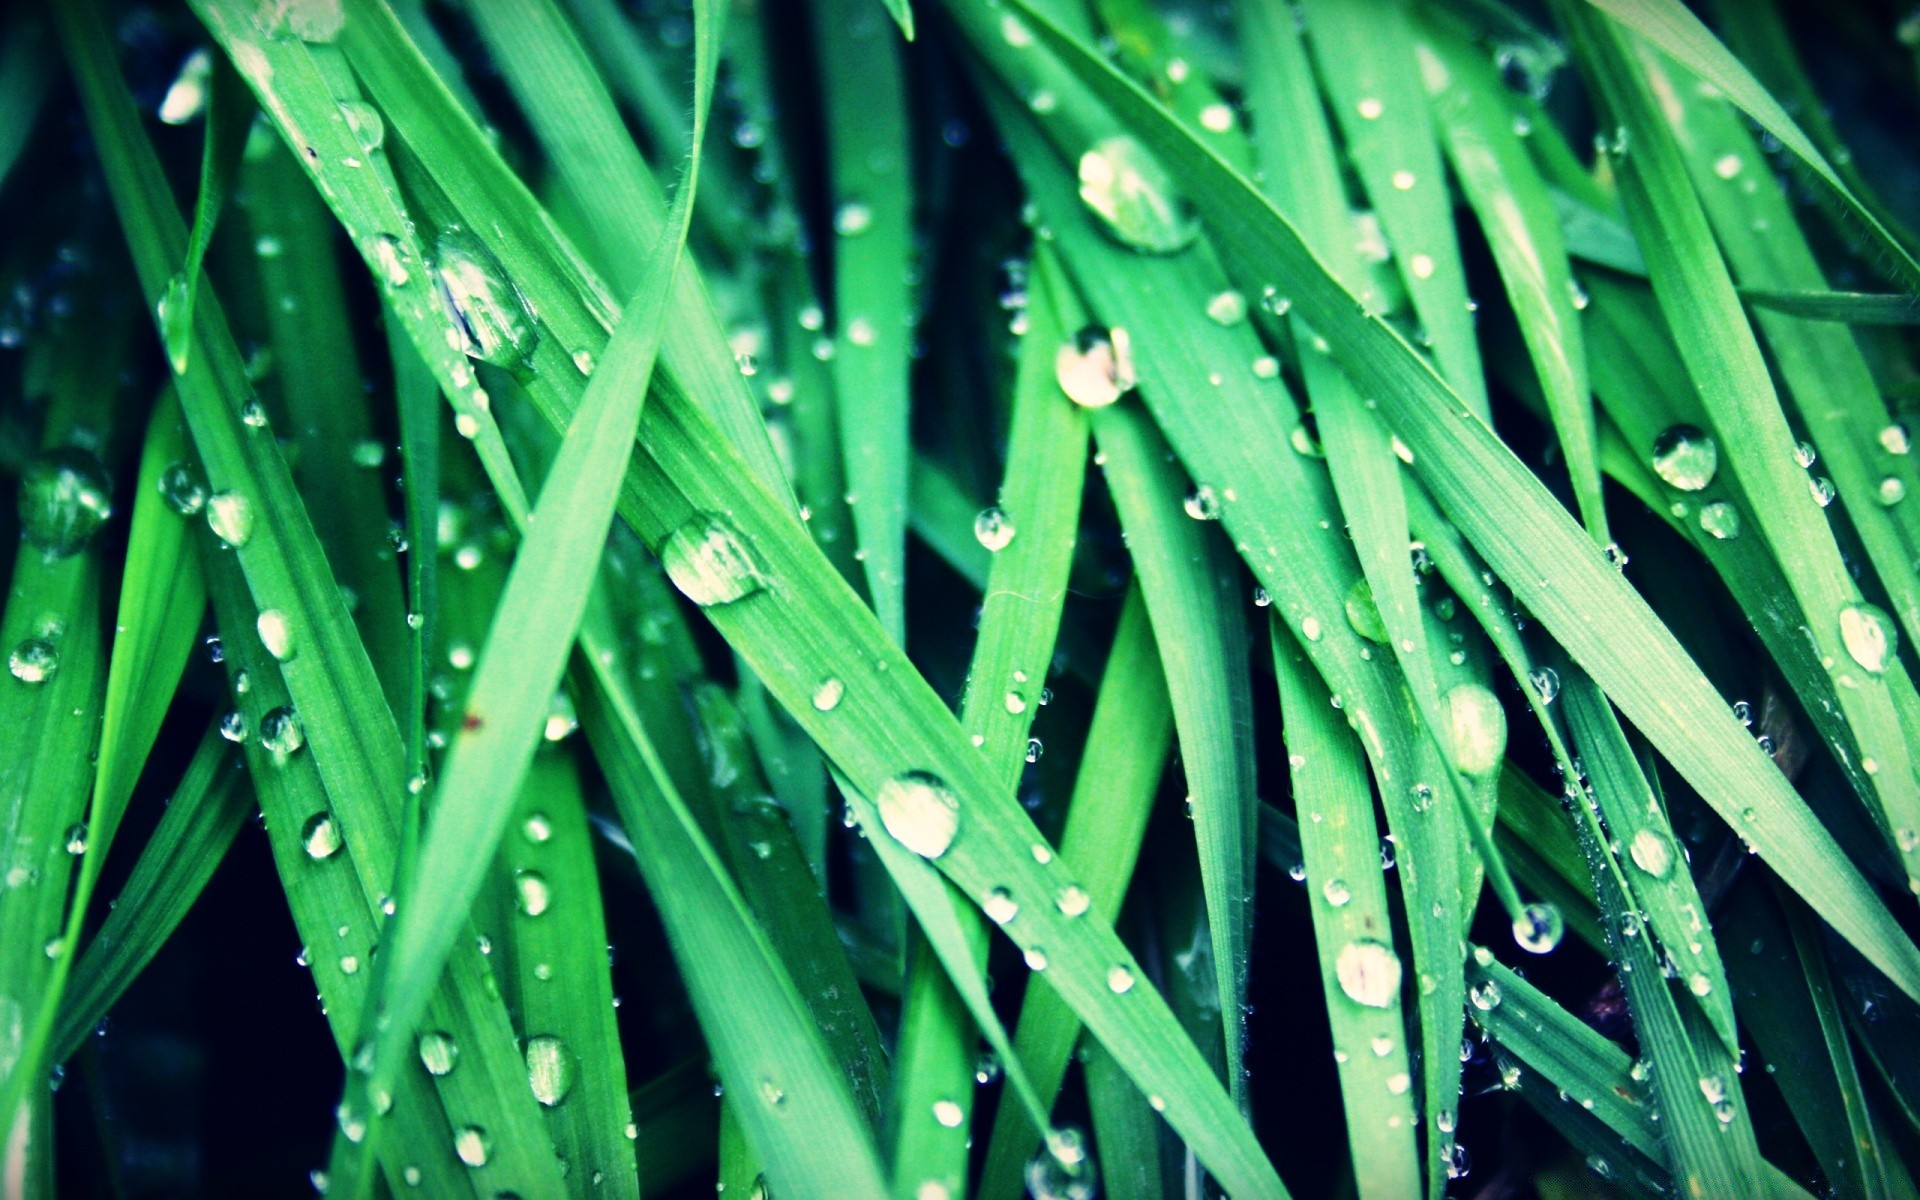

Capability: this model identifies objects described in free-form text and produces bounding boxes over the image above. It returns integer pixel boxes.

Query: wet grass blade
[1740,289,1920,325]
[814,0,915,642]
[1273,634,1421,1198]
[1003,0,1920,1005]
[53,724,248,1062]
[977,584,1173,1200]
[157,52,249,376]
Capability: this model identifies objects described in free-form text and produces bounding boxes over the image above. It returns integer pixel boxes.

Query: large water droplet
[661,514,767,606]
[1344,579,1388,643]
[1025,1128,1098,1200]
[1443,682,1507,776]
[259,705,305,758]
[302,811,342,860]
[207,492,255,548]
[158,462,208,515]
[1055,325,1136,408]
[1650,425,1717,491]
[1077,135,1197,253]
[418,1030,459,1076]
[1628,827,1673,878]
[433,230,538,369]
[875,770,961,858]
[525,1035,574,1106]
[1512,902,1563,954]
[1839,601,1897,674]
[1335,939,1402,1007]
[19,447,114,561]
[973,506,1016,552]
[453,1125,490,1168]
[9,638,58,684]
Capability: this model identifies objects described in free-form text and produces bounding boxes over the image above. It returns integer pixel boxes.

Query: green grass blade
[1083,1035,1164,1200]
[1003,0,1920,1005]
[0,9,54,191]
[813,0,915,641]
[356,0,714,1158]
[1416,13,1604,538]
[158,52,249,376]
[1300,0,1489,419]
[1555,0,1920,888]
[1575,0,1920,293]
[876,0,914,40]
[1739,289,1920,325]
[1273,633,1422,1197]
[977,584,1173,1200]
[53,724,247,1062]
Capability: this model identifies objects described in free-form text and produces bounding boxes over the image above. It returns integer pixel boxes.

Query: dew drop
[158,462,208,515]
[660,514,767,606]
[453,1125,490,1168]
[1699,500,1741,539]
[1628,827,1674,878]
[19,447,114,561]
[973,506,1016,552]
[525,1035,575,1106]
[1443,682,1507,776]
[256,609,296,661]
[207,492,255,547]
[1839,601,1897,674]
[514,869,552,916]
[983,887,1019,924]
[302,812,342,860]
[418,1030,459,1076]
[1206,290,1247,326]
[812,676,846,712]
[1651,425,1717,491]
[9,638,58,685]
[1322,878,1352,908]
[1107,964,1135,993]
[433,230,538,369]
[1055,325,1137,408]
[260,705,305,758]
[876,770,961,858]
[1512,902,1564,954]
[1076,135,1198,253]
[1335,940,1402,1007]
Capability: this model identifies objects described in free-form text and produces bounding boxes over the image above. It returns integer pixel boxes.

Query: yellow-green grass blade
[1554,1,1920,885]
[1003,0,1920,1006]
[977,585,1173,1200]
[1722,876,1891,1200]
[813,0,915,642]
[1299,0,1490,420]
[1416,13,1604,539]
[237,140,408,706]
[352,0,714,1169]
[199,543,564,1197]
[1650,50,1920,666]
[877,0,914,40]
[157,51,249,376]
[53,724,247,1062]
[1273,633,1422,1199]
[888,236,1089,1195]
[1575,0,1920,293]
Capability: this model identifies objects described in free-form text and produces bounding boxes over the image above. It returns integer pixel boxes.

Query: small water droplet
[158,462,208,515]
[525,1035,574,1106]
[1651,425,1717,491]
[1839,601,1897,674]
[302,812,341,859]
[1206,290,1247,326]
[812,677,845,712]
[984,887,1019,924]
[1055,325,1137,408]
[973,506,1016,552]
[1512,902,1563,954]
[1322,878,1352,907]
[1699,500,1741,539]
[256,609,296,661]
[1444,682,1507,776]
[19,447,114,561]
[9,638,58,684]
[453,1125,490,1168]
[1107,964,1135,993]
[1629,827,1674,878]
[418,1031,459,1076]
[260,705,305,758]
[931,1099,964,1128]
[1056,885,1090,917]
[514,869,551,916]
[207,492,255,547]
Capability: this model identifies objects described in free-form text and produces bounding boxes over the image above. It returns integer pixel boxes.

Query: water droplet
[514,869,551,916]
[1107,964,1135,993]
[1469,979,1502,1011]
[1055,325,1137,408]
[661,514,767,606]
[1336,940,1402,1007]
[159,48,213,125]
[812,677,845,712]
[1357,97,1384,120]
[1699,500,1741,539]
[1713,153,1743,179]
[1880,423,1910,455]
[418,1030,459,1076]
[1794,440,1818,469]
[1878,476,1906,506]
[1057,885,1090,917]
[219,710,248,743]
[1344,579,1388,643]
[525,1035,574,1106]
[9,638,58,684]
[256,610,296,661]
[1183,485,1220,521]
[158,462,208,515]
[1809,475,1836,507]
[973,506,1016,552]
[1322,878,1352,907]
[433,230,537,369]
[1839,601,1897,674]
[834,201,873,236]
[260,705,305,758]
[1528,667,1559,704]
[1025,1128,1098,1200]
[1206,290,1247,326]
[1024,946,1049,971]
[64,823,88,855]
[339,99,384,152]
[1077,135,1198,253]
[1025,737,1043,764]
[876,770,960,858]
[1444,682,1507,776]
[1512,902,1564,954]
[453,1125,490,1168]
[1629,827,1674,878]
[19,447,114,561]
[302,812,342,860]
[984,887,1019,924]
[207,492,255,547]
[1651,425,1717,491]
[931,1099,964,1128]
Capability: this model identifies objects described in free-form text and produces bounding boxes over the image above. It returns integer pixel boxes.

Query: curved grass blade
[877,0,914,41]
[53,724,247,1062]
[1553,0,1920,889]
[157,51,249,376]
[1300,0,1489,419]
[1739,289,1920,326]
[348,0,716,1173]
[1001,0,1920,1006]
[1575,0,1920,294]
[813,0,914,642]
[1273,634,1421,1198]
[977,585,1173,1200]
[1416,13,1604,538]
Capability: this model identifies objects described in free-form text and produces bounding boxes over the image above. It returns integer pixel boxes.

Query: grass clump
[4,0,1920,1196]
